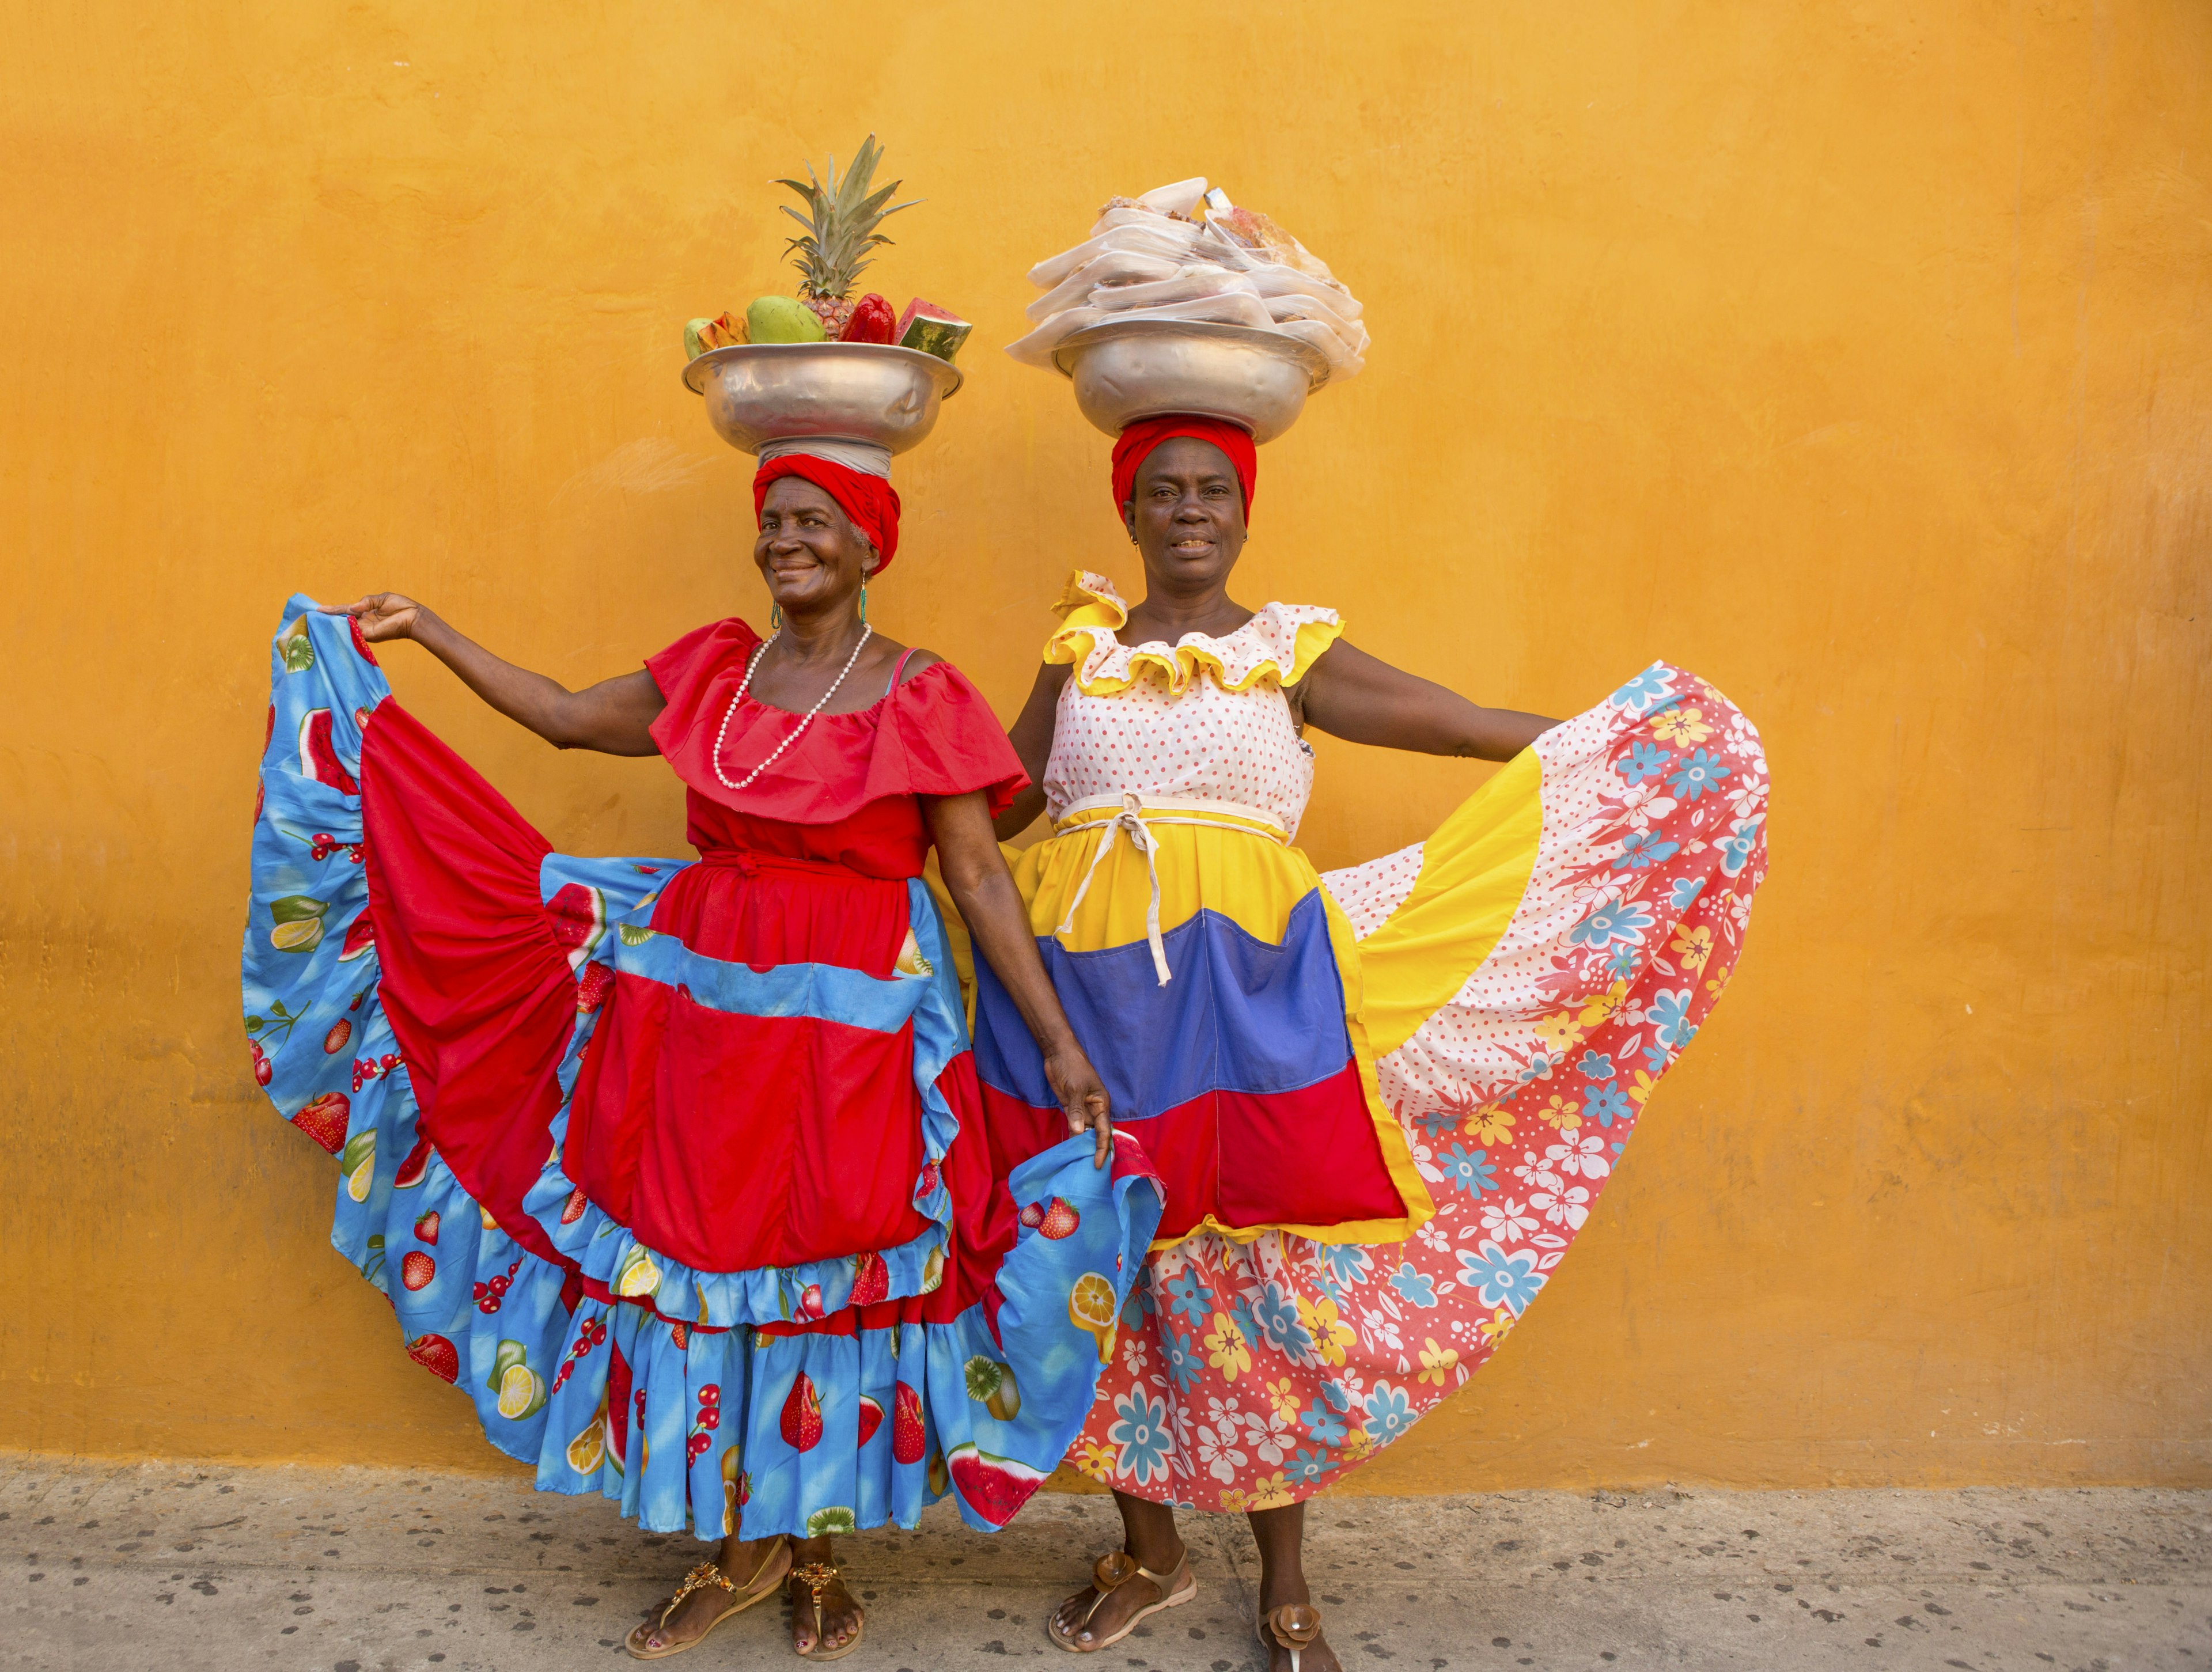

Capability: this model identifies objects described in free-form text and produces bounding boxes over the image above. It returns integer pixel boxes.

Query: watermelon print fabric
[243,597,1162,1542]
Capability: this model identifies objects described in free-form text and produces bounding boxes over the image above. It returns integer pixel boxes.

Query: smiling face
[753,476,875,617]
[1123,436,1248,590]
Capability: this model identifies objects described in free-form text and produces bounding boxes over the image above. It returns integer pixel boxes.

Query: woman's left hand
[1044,1044,1114,1169]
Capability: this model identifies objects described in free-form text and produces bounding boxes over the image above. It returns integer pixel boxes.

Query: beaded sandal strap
[658,1561,737,1627]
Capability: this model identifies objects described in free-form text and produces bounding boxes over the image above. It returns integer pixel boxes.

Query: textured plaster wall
[2,1,2207,1488]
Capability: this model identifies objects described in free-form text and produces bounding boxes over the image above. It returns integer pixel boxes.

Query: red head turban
[753,452,903,573]
[1110,415,1258,526]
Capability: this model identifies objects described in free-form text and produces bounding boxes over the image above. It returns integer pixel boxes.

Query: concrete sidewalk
[3,1456,2206,1671]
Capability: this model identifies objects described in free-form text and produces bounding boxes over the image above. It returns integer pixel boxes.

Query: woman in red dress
[243,446,1163,1662]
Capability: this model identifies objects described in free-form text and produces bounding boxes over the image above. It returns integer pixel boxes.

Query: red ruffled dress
[243,601,1163,1542]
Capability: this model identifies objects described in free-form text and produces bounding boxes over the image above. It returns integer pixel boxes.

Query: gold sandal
[1047,1549,1197,1653]
[1257,1602,1325,1671]
[789,1560,865,1662]
[624,1537,790,1660]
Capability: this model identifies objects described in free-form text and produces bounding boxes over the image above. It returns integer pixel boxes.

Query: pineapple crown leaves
[774,134,922,298]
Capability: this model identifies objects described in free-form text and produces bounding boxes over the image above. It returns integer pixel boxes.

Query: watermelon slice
[297,708,360,795]
[546,884,606,973]
[393,1131,434,1189]
[605,1345,633,1474]
[946,1442,1044,1527]
[338,912,376,962]
[896,298,971,363]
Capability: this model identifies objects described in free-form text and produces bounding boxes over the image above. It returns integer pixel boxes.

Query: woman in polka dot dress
[964,416,1768,1671]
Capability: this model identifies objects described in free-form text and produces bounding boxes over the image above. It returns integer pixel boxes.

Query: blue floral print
[1438,1143,1497,1196]
[1459,1242,1548,1315]
[1388,1264,1438,1308]
[1718,816,1764,877]
[1162,1327,1202,1393]
[1162,1269,1215,1325]
[1617,740,1673,786]
[1252,1283,1314,1360]
[1287,1446,1334,1486]
[1619,831,1680,870]
[1319,1245,1373,1290]
[1301,1397,1349,1446]
[1110,1389,1173,1485]
[1609,666,1677,714]
[1362,1381,1416,1444]
[1571,900,1656,950]
[1668,874,1709,912]
[1647,987,1695,1049]
[1665,748,1731,803]
[1575,1049,1616,1081]
[1584,1081,1632,1127]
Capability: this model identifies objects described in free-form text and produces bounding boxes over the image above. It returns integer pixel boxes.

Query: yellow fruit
[1069,1272,1118,1363]
[566,1419,605,1474]
[271,917,325,953]
[617,1252,662,1298]
[496,1364,541,1420]
[480,1203,499,1233]
[346,1154,374,1203]
[920,1244,945,1293]
[894,930,933,977]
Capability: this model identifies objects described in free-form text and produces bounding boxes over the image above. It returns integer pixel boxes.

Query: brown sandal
[789,1560,865,1662]
[1257,1602,1325,1671]
[625,1537,790,1659]
[1047,1549,1198,1653]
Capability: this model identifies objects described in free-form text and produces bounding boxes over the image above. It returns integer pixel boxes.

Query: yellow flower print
[1651,705,1712,746]
[1205,1314,1253,1382]
[1579,980,1630,1030]
[1539,1093,1582,1132]
[1218,1487,1251,1513]
[1244,1470,1296,1510]
[1295,1294,1357,1368]
[1266,1378,1303,1424]
[1479,1307,1516,1347]
[1532,1012,1585,1055]
[1671,924,1715,972]
[1417,1338,1460,1387]
[1339,1427,1377,1463]
[1462,1104,1516,1145]
[1628,1069,1659,1108]
[1072,1440,1117,1481]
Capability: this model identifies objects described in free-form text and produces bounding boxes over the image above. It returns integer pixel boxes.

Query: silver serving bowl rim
[1050,319,1332,391]
[681,339,965,399]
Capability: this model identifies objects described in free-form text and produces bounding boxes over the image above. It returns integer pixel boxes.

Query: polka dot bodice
[1040,581,1342,840]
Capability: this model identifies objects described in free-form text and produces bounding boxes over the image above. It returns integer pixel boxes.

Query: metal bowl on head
[1051,320,1330,445]
[682,342,964,456]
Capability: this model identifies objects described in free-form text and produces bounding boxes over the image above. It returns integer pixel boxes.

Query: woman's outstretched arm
[994,661,1071,839]
[925,788,1113,1167]
[335,594,666,756]
[1296,639,1556,761]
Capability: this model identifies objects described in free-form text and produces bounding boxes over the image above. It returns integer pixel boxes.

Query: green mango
[745,295,825,344]
[271,895,329,923]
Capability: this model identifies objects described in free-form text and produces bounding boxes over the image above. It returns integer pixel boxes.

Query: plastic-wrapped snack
[1028,220,1205,290]
[1010,176,1366,385]
[1089,266,1259,312]
[1027,251,1184,321]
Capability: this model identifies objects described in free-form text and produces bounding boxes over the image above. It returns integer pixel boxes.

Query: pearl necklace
[711,624,874,793]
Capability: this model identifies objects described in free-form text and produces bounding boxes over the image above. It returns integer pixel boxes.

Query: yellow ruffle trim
[1044,570,1343,697]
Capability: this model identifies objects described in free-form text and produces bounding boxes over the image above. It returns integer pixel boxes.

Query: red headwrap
[753,453,903,572]
[1110,415,1259,526]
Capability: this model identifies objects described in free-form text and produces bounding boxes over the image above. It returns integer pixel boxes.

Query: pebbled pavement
[3,1456,2207,1670]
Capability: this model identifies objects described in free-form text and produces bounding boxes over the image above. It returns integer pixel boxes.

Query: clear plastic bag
[1003,305,1108,369]
[1027,221,1203,290]
[1025,251,1184,322]
[1089,266,1258,312]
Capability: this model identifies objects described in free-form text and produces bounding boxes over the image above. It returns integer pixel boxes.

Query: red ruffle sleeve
[646,619,1028,826]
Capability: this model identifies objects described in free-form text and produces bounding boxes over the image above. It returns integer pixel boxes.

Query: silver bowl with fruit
[683,343,964,457]
[1052,321,1330,446]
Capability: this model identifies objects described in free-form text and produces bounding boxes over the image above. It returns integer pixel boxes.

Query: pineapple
[777,135,919,341]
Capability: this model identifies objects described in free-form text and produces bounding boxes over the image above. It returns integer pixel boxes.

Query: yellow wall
[4,1,2207,1489]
